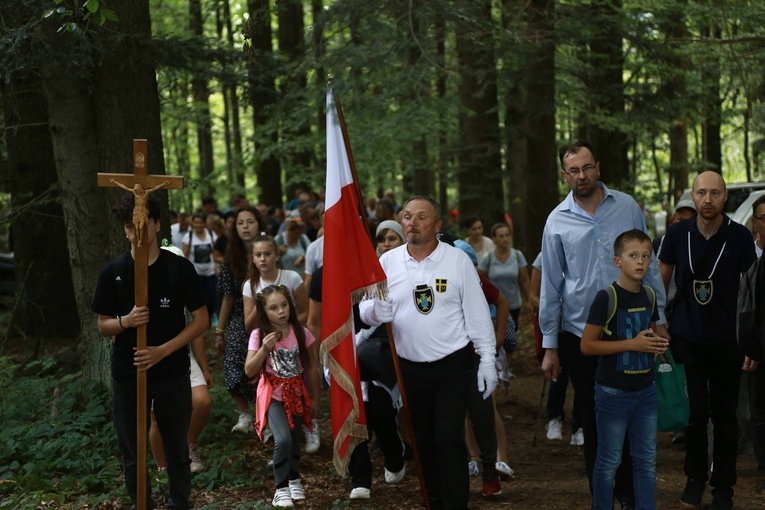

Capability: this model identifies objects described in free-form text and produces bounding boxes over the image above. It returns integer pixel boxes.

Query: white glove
[359,299,393,327]
[476,357,498,399]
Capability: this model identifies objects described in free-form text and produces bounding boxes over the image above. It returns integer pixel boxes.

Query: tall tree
[664,0,690,202]
[190,0,215,196]
[38,0,169,384]
[454,0,504,226]
[277,0,313,184]
[580,0,630,190]
[523,0,558,259]
[246,0,284,207]
[700,23,722,174]
[2,68,79,343]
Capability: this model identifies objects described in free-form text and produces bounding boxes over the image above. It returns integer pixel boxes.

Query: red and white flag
[321,89,387,475]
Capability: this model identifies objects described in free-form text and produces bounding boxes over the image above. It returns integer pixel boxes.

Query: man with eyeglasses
[658,171,757,510]
[539,140,668,509]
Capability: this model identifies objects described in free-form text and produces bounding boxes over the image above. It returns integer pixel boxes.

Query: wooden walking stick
[97,139,183,510]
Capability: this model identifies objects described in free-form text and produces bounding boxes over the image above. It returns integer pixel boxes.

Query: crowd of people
[92,140,765,510]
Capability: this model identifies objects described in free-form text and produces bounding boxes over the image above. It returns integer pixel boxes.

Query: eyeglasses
[693,189,723,200]
[562,163,596,177]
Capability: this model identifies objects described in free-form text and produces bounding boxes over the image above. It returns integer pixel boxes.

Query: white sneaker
[467,460,481,476]
[262,426,273,443]
[570,428,584,446]
[384,466,405,484]
[350,487,371,499]
[188,443,204,473]
[303,419,320,454]
[546,417,563,440]
[232,411,254,433]
[495,461,514,479]
[288,478,305,500]
[272,487,293,507]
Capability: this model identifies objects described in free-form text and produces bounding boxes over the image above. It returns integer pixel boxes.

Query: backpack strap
[645,285,656,318]
[603,284,617,336]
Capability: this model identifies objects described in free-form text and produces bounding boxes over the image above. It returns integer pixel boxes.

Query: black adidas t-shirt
[92,250,206,384]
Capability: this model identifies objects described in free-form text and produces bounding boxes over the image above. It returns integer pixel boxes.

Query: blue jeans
[592,383,657,510]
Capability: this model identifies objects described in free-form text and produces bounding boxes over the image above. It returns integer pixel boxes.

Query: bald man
[659,171,757,510]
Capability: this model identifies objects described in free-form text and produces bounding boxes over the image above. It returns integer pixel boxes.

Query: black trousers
[559,332,634,504]
[673,336,742,490]
[348,384,406,489]
[399,345,472,510]
[748,366,765,472]
[546,366,582,431]
[112,374,192,509]
[467,355,497,465]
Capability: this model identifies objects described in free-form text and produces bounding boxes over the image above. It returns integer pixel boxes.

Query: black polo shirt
[658,213,756,343]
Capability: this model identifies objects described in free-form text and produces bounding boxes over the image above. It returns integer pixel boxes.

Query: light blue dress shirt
[539,182,666,349]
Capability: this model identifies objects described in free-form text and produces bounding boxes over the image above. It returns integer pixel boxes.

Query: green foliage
[0,357,124,507]
[0,351,274,508]
[42,0,118,36]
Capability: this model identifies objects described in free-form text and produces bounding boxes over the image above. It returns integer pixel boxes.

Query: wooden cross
[97,139,183,510]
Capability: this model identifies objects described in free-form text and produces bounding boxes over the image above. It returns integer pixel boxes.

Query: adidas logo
[115,276,122,281]
[160,298,170,308]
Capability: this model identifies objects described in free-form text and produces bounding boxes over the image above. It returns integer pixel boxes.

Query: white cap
[674,200,696,213]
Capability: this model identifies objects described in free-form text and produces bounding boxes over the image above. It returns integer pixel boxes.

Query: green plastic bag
[655,350,689,432]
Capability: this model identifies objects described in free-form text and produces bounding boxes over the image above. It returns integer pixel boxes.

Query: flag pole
[332,93,374,243]
[332,88,431,510]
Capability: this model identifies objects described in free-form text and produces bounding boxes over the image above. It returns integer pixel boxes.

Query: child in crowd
[242,235,309,330]
[244,285,321,508]
[580,229,669,510]
[241,235,315,451]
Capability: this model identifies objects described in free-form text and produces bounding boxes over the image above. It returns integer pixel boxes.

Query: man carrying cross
[92,193,208,509]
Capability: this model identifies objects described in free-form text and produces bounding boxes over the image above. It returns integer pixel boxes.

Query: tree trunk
[40,0,170,385]
[277,0,312,173]
[399,2,433,197]
[190,0,215,196]
[223,0,245,189]
[581,0,629,191]
[3,72,79,343]
[502,0,528,251]
[700,24,722,174]
[665,0,690,202]
[524,0,558,260]
[435,11,449,217]
[455,0,504,227]
[248,0,284,207]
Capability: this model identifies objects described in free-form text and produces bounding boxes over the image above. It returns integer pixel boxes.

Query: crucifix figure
[96,139,203,510]
[109,180,171,247]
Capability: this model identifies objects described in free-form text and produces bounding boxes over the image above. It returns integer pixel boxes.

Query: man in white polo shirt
[360,196,498,510]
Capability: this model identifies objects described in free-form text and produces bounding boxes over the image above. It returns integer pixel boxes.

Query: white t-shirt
[304,236,324,276]
[367,241,495,362]
[242,269,304,303]
[183,229,217,277]
[170,223,190,249]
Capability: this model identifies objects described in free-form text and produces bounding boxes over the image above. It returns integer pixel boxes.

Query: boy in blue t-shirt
[581,229,669,510]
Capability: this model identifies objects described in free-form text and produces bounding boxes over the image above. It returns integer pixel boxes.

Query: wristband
[214,327,225,334]
[118,315,125,330]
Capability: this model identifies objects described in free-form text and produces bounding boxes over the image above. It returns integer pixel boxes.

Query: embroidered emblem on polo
[413,285,433,315]
[160,298,171,308]
[435,279,447,293]
[693,280,712,305]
